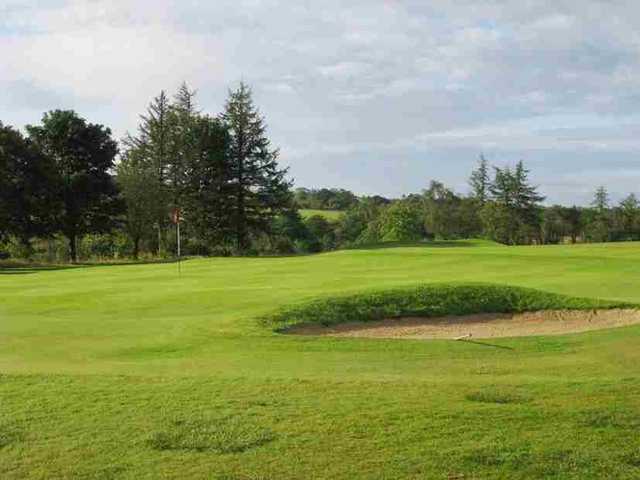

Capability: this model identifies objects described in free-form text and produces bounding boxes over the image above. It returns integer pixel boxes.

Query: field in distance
[299,208,344,220]
[2,240,640,479]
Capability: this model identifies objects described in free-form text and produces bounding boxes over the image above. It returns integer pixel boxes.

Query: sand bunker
[288,309,640,339]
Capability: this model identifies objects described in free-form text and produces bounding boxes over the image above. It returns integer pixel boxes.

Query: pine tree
[469,154,490,205]
[183,115,233,247]
[168,82,199,209]
[222,82,293,251]
[122,91,172,253]
[591,186,610,214]
[513,160,545,228]
[484,161,544,245]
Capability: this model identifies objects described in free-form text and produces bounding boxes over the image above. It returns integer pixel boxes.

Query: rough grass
[262,283,632,331]
[466,386,531,404]
[0,421,23,450]
[148,417,274,453]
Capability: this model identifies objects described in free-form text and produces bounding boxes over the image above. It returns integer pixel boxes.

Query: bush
[378,201,425,242]
[260,283,632,331]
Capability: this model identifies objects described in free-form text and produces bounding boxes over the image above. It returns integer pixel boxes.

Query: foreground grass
[2,240,640,478]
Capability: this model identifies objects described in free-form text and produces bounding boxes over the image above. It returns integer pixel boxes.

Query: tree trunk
[236,156,246,252]
[68,234,77,263]
[133,236,140,260]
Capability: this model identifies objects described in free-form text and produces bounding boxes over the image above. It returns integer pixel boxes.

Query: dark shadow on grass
[460,339,515,350]
[0,258,190,274]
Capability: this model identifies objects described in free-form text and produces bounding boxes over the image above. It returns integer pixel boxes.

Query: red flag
[171,207,181,224]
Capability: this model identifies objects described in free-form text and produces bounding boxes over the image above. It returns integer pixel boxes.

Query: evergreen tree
[592,186,610,213]
[469,154,490,205]
[122,91,173,253]
[483,161,543,245]
[168,82,199,209]
[27,110,122,262]
[222,82,292,250]
[183,115,232,247]
[586,186,611,242]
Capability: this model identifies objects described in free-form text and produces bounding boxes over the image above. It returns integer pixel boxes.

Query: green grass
[299,208,344,220]
[2,240,640,478]
[263,283,631,330]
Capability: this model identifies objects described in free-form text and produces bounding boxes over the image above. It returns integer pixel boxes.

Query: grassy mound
[262,283,634,331]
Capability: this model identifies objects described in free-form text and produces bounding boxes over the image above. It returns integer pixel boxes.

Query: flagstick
[177,219,181,276]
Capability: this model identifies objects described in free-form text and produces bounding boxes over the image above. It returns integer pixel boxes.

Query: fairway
[299,208,344,220]
[2,240,640,479]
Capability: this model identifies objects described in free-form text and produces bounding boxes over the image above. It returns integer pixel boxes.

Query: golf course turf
[2,239,640,479]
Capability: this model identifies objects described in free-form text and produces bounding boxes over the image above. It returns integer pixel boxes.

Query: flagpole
[177,216,181,276]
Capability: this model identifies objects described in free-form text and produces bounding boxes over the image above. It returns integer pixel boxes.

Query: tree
[336,198,383,245]
[378,201,424,242]
[122,91,173,254]
[116,149,164,259]
[483,161,544,245]
[469,154,490,205]
[222,82,292,251]
[562,206,583,244]
[542,205,567,244]
[0,122,58,248]
[305,215,337,251]
[27,110,122,262]
[585,186,611,242]
[182,115,232,247]
[617,193,639,240]
[167,82,199,209]
[592,186,610,213]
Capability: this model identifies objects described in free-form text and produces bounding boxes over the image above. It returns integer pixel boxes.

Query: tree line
[1,83,293,261]
[2,84,640,262]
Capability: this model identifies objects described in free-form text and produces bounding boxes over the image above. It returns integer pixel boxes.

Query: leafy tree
[562,206,583,244]
[294,188,359,210]
[305,215,337,251]
[222,82,292,251]
[0,122,58,248]
[116,149,165,259]
[378,201,424,242]
[616,193,639,240]
[422,181,470,239]
[541,205,567,244]
[480,202,519,245]
[336,198,384,245]
[27,110,122,262]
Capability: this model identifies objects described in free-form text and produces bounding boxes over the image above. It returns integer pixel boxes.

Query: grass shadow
[461,339,515,350]
[0,258,191,274]
[345,240,490,251]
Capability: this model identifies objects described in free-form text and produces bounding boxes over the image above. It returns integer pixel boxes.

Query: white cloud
[1,0,640,203]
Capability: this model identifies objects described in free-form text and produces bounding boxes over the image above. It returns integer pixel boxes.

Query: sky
[1,1,640,205]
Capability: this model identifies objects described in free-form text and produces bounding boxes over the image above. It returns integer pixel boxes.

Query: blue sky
[1,1,640,205]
